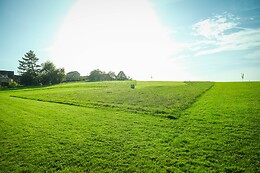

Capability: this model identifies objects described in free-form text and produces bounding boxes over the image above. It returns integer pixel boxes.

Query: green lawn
[9,81,213,118]
[0,81,259,172]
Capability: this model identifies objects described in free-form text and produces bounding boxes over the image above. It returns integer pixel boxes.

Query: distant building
[0,70,20,86]
[0,70,14,79]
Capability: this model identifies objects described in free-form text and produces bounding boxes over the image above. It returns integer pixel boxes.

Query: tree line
[17,50,131,86]
[65,70,130,82]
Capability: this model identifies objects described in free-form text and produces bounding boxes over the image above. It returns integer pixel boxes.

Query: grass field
[0,81,259,172]
[9,81,213,119]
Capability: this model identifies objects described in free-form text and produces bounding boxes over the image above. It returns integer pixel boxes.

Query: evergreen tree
[18,50,41,85]
[117,71,128,80]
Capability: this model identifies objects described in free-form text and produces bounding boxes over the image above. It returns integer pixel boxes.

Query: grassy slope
[0,82,259,172]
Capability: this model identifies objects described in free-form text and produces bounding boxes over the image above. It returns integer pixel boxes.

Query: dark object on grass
[130,84,135,89]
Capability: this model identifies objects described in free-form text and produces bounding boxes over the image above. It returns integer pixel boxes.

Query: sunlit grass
[10,81,213,118]
[0,81,259,172]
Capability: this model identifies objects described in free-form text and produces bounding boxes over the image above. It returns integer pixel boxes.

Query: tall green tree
[108,71,117,80]
[40,61,65,85]
[88,69,104,82]
[88,69,131,82]
[18,50,41,85]
[117,71,128,80]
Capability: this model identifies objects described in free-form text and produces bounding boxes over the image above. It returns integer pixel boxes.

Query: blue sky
[0,0,75,71]
[1,0,260,81]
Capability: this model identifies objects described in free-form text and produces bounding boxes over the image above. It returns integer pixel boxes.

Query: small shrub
[9,81,19,88]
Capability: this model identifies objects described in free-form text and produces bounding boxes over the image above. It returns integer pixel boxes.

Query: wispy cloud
[194,28,260,56]
[188,13,260,57]
[192,13,239,39]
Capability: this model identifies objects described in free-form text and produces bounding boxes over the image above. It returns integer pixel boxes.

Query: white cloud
[194,28,260,56]
[192,14,238,39]
[190,13,260,57]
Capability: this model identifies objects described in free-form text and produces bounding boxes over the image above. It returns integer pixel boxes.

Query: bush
[8,81,19,88]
